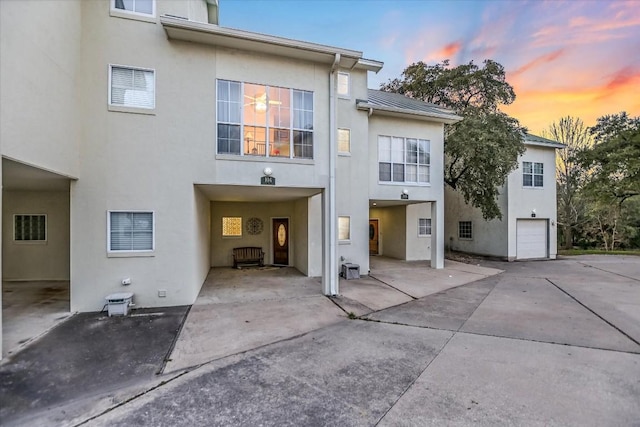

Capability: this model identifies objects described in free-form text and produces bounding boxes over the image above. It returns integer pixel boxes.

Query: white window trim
[222,217,243,238]
[107,210,155,257]
[458,221,473,240]
[110,0,156,23]
[13,214,47,244]
[108,64,156,114]
[418,218,432,237]
[377,135,431,186]
[337,72,350,99]
[522,161,544,189]
[338,128,351,155]
[338,215,351,243]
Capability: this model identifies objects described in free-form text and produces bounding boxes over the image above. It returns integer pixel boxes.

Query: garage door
[516,219,547,259]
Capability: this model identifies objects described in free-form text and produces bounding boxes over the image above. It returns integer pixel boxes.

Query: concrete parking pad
[369,258,502,299]
[88,321,454,427]
[366,276,499,330]
[378,332,640,426]
[339,275,413,312]
[461,275,640,352]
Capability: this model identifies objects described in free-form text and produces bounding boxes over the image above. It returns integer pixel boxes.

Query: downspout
[324,53,340,296]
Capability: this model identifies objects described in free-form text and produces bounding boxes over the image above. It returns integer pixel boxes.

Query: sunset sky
[221,0,640,135]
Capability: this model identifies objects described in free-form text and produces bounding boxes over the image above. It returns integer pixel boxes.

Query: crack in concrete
[577,261,640,282]
[368,274,418,299]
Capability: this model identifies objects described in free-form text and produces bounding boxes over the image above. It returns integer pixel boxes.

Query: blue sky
[220,0,640,133]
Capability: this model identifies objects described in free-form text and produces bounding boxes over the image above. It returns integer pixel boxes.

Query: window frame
[216,79,314,160]
[13,214,47,243]
[418,218,432,237]
[338,216,351,243]
[458,221,473,240]
[110,0,156,22]
[522,161,544,188]
[337,72,350,98]
[108,64,156,114]
[378,135,431,185]
[222,217,243,238]
[338,128,351,154]
[107,210,155,255]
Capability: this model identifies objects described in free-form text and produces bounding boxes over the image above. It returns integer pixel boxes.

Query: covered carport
[1,158,74,358]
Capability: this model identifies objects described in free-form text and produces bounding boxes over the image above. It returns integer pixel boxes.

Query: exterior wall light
[263,167,273,176]
[531,209,536,218]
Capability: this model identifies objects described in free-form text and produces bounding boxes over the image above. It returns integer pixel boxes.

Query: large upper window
[14,214,46,242]
[109,65,155,110]
[523,161,543,187]
[112,0,154,16]
[216,80,314,159]
[378,136,430,184]
[108,211,154,252]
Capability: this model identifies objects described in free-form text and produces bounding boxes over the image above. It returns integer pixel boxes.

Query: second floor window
[113,0,154,16]
[217,80,314,159]
[523,162,543,187]
[378,136,430,184]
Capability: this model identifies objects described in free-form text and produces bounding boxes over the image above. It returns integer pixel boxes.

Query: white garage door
[516,219,547,259]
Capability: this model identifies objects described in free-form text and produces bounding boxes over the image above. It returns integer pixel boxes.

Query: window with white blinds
[14,214,47,241]
[108,211,154,252]
[110,66,155,109]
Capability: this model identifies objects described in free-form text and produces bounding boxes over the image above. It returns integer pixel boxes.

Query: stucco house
[444,134,565,261]
[0,0,461,355]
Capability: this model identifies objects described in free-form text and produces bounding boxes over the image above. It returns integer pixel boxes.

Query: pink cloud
[510,49,565,79]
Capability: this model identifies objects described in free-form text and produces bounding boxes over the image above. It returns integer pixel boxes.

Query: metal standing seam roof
[524,133,566,149]
[359,89,461,123]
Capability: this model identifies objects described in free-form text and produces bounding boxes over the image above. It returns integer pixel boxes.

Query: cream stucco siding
[2,191,70,281]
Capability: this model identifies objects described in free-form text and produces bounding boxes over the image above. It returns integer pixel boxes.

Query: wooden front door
[273,218,289,265]
[369,219,379,255]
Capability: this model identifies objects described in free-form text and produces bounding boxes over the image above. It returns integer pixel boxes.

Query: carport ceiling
[195,184,322,203]
[2,158,72,191]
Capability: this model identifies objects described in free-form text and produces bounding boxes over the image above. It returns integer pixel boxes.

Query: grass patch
[558,249,640,256]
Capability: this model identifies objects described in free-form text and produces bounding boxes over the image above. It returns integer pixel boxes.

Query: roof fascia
[356,102,462,124]
[160,16,367,67]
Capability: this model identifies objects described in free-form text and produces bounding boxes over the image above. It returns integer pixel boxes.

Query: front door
[273,218,289,265]
[369,219,379,255]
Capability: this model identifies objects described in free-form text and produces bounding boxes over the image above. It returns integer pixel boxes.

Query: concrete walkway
[1,255,639,426]
[164,258,500,372]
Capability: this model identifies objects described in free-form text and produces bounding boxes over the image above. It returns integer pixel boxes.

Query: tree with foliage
[542,116,592,249]
[577,112,640,250]
[381,60,526,220]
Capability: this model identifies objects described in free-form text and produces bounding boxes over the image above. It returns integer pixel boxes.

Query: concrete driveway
[1,256,639,426]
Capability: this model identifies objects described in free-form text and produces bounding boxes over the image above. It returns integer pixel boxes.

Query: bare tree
[543,117,592,249]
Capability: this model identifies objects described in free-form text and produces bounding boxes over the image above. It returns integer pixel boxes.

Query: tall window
[108,211,154,252]
[338,128,350,153]
[458,221,472,240]
[110,66,155,109]
[216,80,314,159]
[418,218,432,236]
[338,216,351,241]
[112,0,154,16]
[378,136,430,184]
[14,214,46,241]
[523,162,544,187]
[337,72,350,97]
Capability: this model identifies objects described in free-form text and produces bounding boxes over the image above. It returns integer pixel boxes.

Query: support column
[431,200,444,269]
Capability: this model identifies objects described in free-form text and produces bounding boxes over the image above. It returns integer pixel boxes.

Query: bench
[233,247,265,268]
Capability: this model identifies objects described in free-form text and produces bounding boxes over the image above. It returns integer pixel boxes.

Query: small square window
[337,72,350,98]
[338,128,350,153]
[108,211,154,252]
[338,216,350,241]
[418,218,431,236]
[14,214,46,241]
[458,221,472,240]
[222,217,242,237]
[109,65,155,110]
